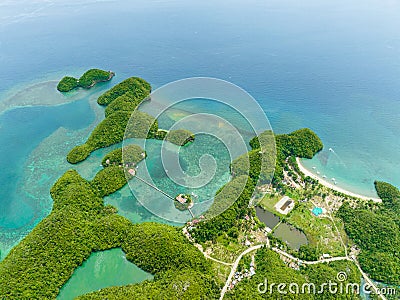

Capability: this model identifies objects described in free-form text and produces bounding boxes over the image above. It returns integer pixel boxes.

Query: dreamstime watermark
[257,272,397,296]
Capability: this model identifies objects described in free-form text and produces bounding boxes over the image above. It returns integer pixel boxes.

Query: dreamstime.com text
[257,272,396,296]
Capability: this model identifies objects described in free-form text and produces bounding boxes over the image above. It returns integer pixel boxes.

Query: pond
[255,206,280,229]
[255,206,308,250]
[273,223,308,251]
[57,248,153,300]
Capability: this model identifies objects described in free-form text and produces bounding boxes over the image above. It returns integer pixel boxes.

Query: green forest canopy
[337,181,400,285]
[102,144,146,167]
[57,69,114,92]
[97,77,151,106]
[165,129,195,146]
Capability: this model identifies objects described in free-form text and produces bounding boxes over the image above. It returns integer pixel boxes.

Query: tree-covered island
[174,194,194,211]
[57,69,115,92]
[67,76,194,164]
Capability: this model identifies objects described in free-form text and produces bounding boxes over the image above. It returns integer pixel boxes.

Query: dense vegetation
[105,92,145,117]
[78,69,113,88]
[298,244,319,261]
[91,166,128,197]
[259,128,322,184]
[102,144,146,167]
[231,148,275,185]
[78,268,219,299]
[374,181,400,210]
[165,129,195,146]
[227,247,361,299]
[65,76,153,163]
[276,128,323,159]
[191,176,255,242]
[337,181,400,285]
[57,76,79,92]
[0,166,217,298]
[97,77,151,106]
[57,69,114,92]
[231,130,276,186]
[92,145,146,197]
[204,175,250,219]
[174,194,194,211]
[231,128,322,186]
[67,111,157,164]
[66,144,92,164]
[125,110,159,139]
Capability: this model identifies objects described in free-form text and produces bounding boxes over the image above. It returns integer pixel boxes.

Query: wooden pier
[134,175,195,218]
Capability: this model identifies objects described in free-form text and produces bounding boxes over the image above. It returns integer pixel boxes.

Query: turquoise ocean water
[0,0,399,271]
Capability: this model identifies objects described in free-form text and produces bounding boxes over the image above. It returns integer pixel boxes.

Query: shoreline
[296,157,381,202]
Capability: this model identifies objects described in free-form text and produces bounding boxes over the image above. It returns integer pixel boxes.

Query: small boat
[317,171,320,175]
[329,148,334,152]
[331,178,336,181]
[322,175,327,178]
[312,166,316,169]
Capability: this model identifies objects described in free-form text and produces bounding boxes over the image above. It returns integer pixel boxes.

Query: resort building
[176,194,187,204]
[320,253,331,260]
[274,196,295,215]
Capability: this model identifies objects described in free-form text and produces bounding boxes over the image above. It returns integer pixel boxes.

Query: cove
[57,248,153,300]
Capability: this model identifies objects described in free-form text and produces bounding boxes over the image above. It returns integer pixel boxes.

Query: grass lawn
[286,202,347,257]
[205,236,248,264]
[210,261,231,286]
[258,194,285,217]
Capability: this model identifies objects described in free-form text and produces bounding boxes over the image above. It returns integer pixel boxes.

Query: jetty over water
[133,175,195,218]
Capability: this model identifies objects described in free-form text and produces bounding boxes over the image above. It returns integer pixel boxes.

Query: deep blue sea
[0,0,399,258]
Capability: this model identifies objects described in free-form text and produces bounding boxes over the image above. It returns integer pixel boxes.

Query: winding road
[209,243,387,300]
[219,244,265,300]
[193,243,233,267]
[272,247,350,265]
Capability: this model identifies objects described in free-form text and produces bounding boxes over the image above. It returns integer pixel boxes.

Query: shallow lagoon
[57,248,153,300]
[0,81,116,258]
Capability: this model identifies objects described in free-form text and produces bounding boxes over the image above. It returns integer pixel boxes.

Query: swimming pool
[312,207,323,216]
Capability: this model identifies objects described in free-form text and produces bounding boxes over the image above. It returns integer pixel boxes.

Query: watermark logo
[336,271,347,282]
[257,272,396,296]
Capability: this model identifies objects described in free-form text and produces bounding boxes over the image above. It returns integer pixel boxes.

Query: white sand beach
[296,157,381,202]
